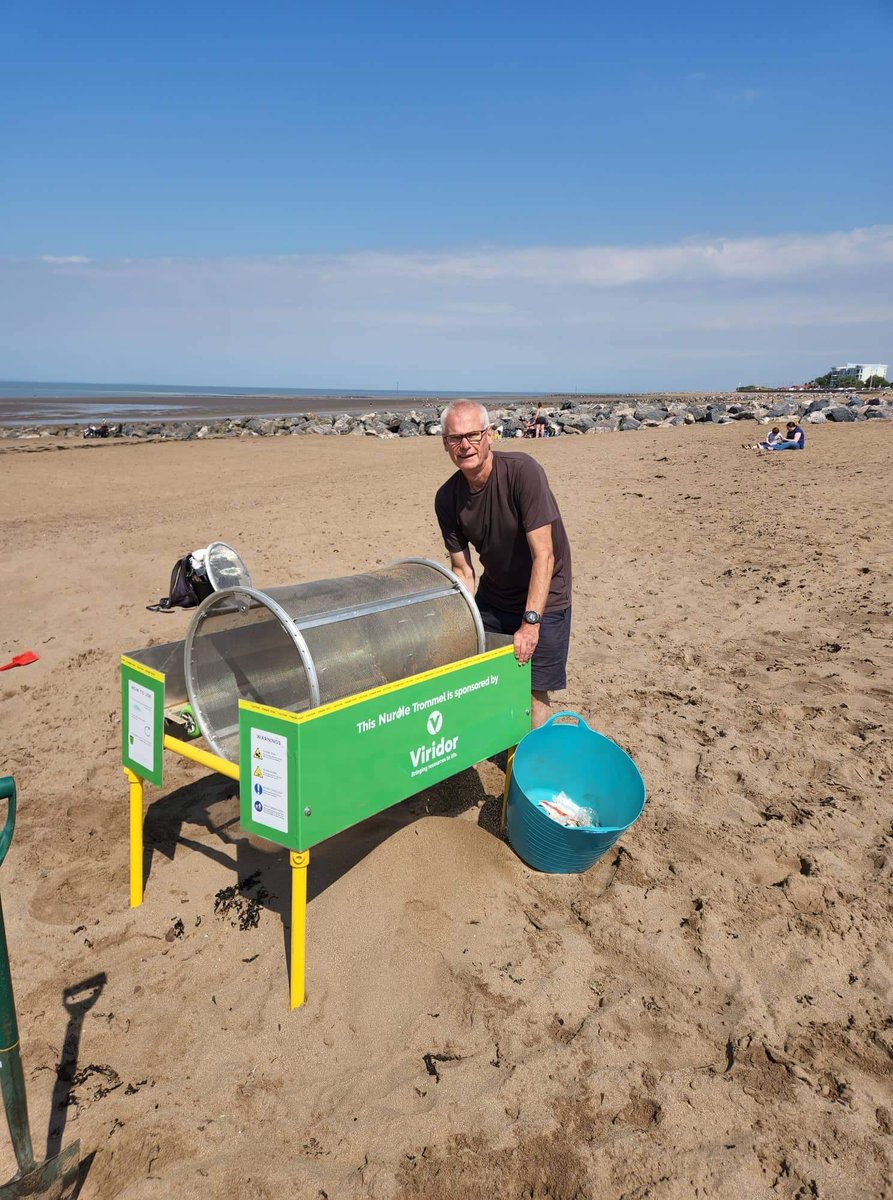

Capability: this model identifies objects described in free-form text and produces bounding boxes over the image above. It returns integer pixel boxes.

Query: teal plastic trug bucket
[506,712,646,874]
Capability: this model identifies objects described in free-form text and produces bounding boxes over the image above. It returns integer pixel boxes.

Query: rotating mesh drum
[184,558,485,761]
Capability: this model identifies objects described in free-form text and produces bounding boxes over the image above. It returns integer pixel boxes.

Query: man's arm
[448,547,476,595]
[514,524,554,666]
[524,524,555,614]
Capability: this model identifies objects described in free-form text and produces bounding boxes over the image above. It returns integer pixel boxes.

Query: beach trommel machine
[121,555,531,1008]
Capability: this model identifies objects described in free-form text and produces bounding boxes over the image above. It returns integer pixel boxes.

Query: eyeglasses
[443,429,490,446]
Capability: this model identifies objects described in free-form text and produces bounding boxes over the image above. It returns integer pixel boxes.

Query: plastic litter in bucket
[506,712,646,873]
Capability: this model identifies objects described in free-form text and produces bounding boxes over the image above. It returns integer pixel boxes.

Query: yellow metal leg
[289,850,310,1009]
[125,768,144,907]
[501,745,516,832]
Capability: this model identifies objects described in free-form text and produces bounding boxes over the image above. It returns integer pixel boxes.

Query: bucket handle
[0,777,16,868]
[540,710,593,732]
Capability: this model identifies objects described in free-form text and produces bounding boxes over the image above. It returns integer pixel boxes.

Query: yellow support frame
[126,733,309,1009]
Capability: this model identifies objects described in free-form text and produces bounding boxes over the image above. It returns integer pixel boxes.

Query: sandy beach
[0,422,891,1199]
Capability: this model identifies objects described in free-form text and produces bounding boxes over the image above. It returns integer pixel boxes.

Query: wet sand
[0,391,547,428]
[0,422,891,1198]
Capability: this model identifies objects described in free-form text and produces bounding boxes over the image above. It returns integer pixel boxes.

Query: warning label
[249,727,288,833]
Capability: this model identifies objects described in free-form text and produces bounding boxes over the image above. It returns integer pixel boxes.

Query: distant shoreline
[0,383,551,427]
[0,387,814,428]
[0,390,550,426]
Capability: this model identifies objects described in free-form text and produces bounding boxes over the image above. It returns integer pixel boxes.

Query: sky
[1,0,891,391]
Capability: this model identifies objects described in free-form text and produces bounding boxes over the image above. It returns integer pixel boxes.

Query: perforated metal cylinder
[183,558,485,762]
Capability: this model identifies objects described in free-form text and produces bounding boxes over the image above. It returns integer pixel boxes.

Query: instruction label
[121,656,165,787]
[128,680,156,772]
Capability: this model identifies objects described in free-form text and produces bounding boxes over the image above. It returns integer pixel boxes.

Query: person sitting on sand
[746,426,782,451]
[747,421,805,453]
[767,421,805,451]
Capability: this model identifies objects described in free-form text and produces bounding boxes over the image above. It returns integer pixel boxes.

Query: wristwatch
[522,610,542,625]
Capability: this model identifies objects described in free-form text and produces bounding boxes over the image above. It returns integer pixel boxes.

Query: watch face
[524,610,541,624]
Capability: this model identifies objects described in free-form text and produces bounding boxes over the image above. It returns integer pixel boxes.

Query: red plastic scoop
[0,652,39,672]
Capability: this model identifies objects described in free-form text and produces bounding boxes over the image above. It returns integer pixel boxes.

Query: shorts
[475,601,571,692]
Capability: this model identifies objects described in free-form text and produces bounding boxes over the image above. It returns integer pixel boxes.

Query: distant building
[831,362,888,384]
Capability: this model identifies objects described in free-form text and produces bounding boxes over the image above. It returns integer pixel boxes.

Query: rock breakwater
[2,391,891,442]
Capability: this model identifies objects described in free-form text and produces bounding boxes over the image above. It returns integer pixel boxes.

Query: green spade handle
[0,778,16,869]
[0,776,35,1174]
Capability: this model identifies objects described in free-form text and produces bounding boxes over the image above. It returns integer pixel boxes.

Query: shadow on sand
[139,763,508,991]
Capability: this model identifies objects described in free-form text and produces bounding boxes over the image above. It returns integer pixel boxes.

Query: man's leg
[532,690,551,728]
[530,608,571,728]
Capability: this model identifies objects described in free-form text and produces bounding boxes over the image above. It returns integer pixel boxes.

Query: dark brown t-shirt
[435,451,572,612]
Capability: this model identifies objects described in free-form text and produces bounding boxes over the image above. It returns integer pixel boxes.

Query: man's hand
[514,622,540,666]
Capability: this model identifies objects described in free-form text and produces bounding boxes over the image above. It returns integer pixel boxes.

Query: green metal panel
[121,656,165,787]
[239,646,530,852]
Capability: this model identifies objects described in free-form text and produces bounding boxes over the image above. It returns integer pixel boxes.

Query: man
[435,399,572,728]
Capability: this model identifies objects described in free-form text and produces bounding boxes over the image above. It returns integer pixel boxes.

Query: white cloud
[3,226,891,390]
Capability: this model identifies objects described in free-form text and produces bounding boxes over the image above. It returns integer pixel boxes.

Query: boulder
[806,397,831,413]
[412,407,439,424]
[619,415,641,431]
[559,413,597,432]
[768,402,798,418]
[825,406,856,422]
[806,410,827,423]
[397,420,420,436]
[688,405,709,422]
[245,417,277,435]
[167,423,197,440]
[595,417,620,432]
[634,405,669,423]
[864,406,892,420]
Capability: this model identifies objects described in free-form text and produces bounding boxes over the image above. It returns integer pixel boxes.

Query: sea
[0,381,549,427]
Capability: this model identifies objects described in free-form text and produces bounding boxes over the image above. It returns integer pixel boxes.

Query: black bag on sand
[147,554,215,612]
